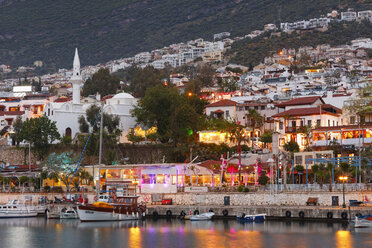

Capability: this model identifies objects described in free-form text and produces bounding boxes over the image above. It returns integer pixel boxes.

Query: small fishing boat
[189,212,214,221]
[354,215,372,228]
[237,213,267,222]
[0,199,38,218]
[60,207,79,219]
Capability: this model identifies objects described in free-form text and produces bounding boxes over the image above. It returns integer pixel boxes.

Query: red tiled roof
[198,160,221,173]
[276,96,324,108]
[272,106,341,118]
[206,99,236,107]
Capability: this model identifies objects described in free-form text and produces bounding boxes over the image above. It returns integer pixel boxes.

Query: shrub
[244,187,250,192]
[238,185,244,192]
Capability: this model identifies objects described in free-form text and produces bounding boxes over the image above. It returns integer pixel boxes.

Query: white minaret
[71,48,82,104]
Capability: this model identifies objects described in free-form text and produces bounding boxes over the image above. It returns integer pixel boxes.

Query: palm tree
[228,121,249,184]
[245,109,264,151]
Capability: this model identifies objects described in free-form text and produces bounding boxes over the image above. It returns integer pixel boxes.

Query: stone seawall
[1,191,371,207]
[137,191,372,207]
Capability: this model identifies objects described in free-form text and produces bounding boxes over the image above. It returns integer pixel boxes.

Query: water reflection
[0,218,370,248]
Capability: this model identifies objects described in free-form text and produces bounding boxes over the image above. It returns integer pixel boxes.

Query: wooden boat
[354,215,372,228]
[0,199,38,218]
[237,213,267,222]
[77,196,146,222]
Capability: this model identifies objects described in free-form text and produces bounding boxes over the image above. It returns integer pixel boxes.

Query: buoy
[166,210,172,217]
[285,210,291,218]
[341,212,348,220]
[327,212,333,219]
[299,211,305,218]
[222,209,228,216]
[194,210,200,215]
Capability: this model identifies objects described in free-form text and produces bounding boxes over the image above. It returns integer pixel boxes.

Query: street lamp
[339,176,348,208]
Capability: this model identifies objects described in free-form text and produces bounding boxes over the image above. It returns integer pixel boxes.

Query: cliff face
[0,0,366,71]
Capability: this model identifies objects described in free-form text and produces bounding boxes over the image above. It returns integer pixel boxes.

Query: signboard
[184,187,208,193]
[342,145,355,150]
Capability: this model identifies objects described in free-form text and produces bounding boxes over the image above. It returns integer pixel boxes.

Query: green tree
[78,115,89,133]
[284,140,300,153]
[82,68,120,97]
[132,85,201,144]
[258,171,269,186]
[43,152,78,192]
[295,164,305,184]
[10,116,23,146]
[196,64,215,87]
[245,109,264,150]
[19,116,60,158]
[259,131,272,148]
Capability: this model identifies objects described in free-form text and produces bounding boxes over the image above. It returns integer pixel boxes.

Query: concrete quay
[145,205,372,221]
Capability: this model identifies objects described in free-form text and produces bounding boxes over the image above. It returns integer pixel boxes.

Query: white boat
[0,199,38,218]
[189,212,215,221]
[60,208,79,219]
[354,215,372,228]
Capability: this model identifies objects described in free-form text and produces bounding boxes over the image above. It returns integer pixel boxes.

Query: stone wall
[0,146,37,165]
[138,191,372,207]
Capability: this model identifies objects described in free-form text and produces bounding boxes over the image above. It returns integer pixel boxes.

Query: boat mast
[97,102,104,194]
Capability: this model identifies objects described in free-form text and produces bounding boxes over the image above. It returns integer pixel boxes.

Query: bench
[306,197,319,206]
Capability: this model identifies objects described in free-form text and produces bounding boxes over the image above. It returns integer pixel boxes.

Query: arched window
[65,128,72,138]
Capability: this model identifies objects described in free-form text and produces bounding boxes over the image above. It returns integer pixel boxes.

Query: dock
[146,205,372,221]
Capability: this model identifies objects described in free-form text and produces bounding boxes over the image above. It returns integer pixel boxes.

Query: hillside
[227,21,372,67]
[0,0,369,71]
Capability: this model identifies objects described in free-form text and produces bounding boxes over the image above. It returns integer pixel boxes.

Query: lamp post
[339,176,348,208]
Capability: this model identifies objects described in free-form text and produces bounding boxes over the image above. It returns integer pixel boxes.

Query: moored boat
[237,213,267,222]
[189,212,215,221]
[60,207,79,219]
[354,215,372,228]
[0,199,38,218]
[77,196,146,222]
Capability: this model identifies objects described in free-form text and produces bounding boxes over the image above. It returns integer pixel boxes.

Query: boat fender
[94,195,98,202]
[166,210,172,217]
[180,210,186,217]
[341,212,348,220]
[299,211,305,218]
[285,211,291,218]
[222,209,228,216]
[194,210,200,215]
[241,213,246,218]
[327,212,333,219]
[209,209,214,213]
[153,211,159,217]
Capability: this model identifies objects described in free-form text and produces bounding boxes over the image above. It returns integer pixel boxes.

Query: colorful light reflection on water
[0,218,370,248]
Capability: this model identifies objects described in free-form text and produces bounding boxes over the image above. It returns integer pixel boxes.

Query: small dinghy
[189,212,215,221]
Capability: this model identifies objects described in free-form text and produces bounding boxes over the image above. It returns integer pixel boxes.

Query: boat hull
[237,214,266,222]
[354,216,372,228]
[77,207,141,222]
[0,211,38,218]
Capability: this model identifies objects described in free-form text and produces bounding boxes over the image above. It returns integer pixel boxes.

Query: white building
[44,49,138,142]
[341,11,357,22]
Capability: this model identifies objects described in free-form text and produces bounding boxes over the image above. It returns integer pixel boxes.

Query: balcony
[312,137,372,147]
[285,126,308,133]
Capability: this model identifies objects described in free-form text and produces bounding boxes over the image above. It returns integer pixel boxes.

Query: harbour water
[0,218,371,248]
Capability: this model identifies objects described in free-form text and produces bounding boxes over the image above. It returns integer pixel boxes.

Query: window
[226,110,230,117]
[307,120,312,127]
[261,106,265,110]
[279,122,283,130]
[245,106,248,110]
[333,120,335,126]
[295,156,303,165]
[48,109,50,116]
[316,119,321,127]
[350,116,356,124]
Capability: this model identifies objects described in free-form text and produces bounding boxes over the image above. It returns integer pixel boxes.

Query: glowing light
[188,92,192,97]
[335,231,352,248]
